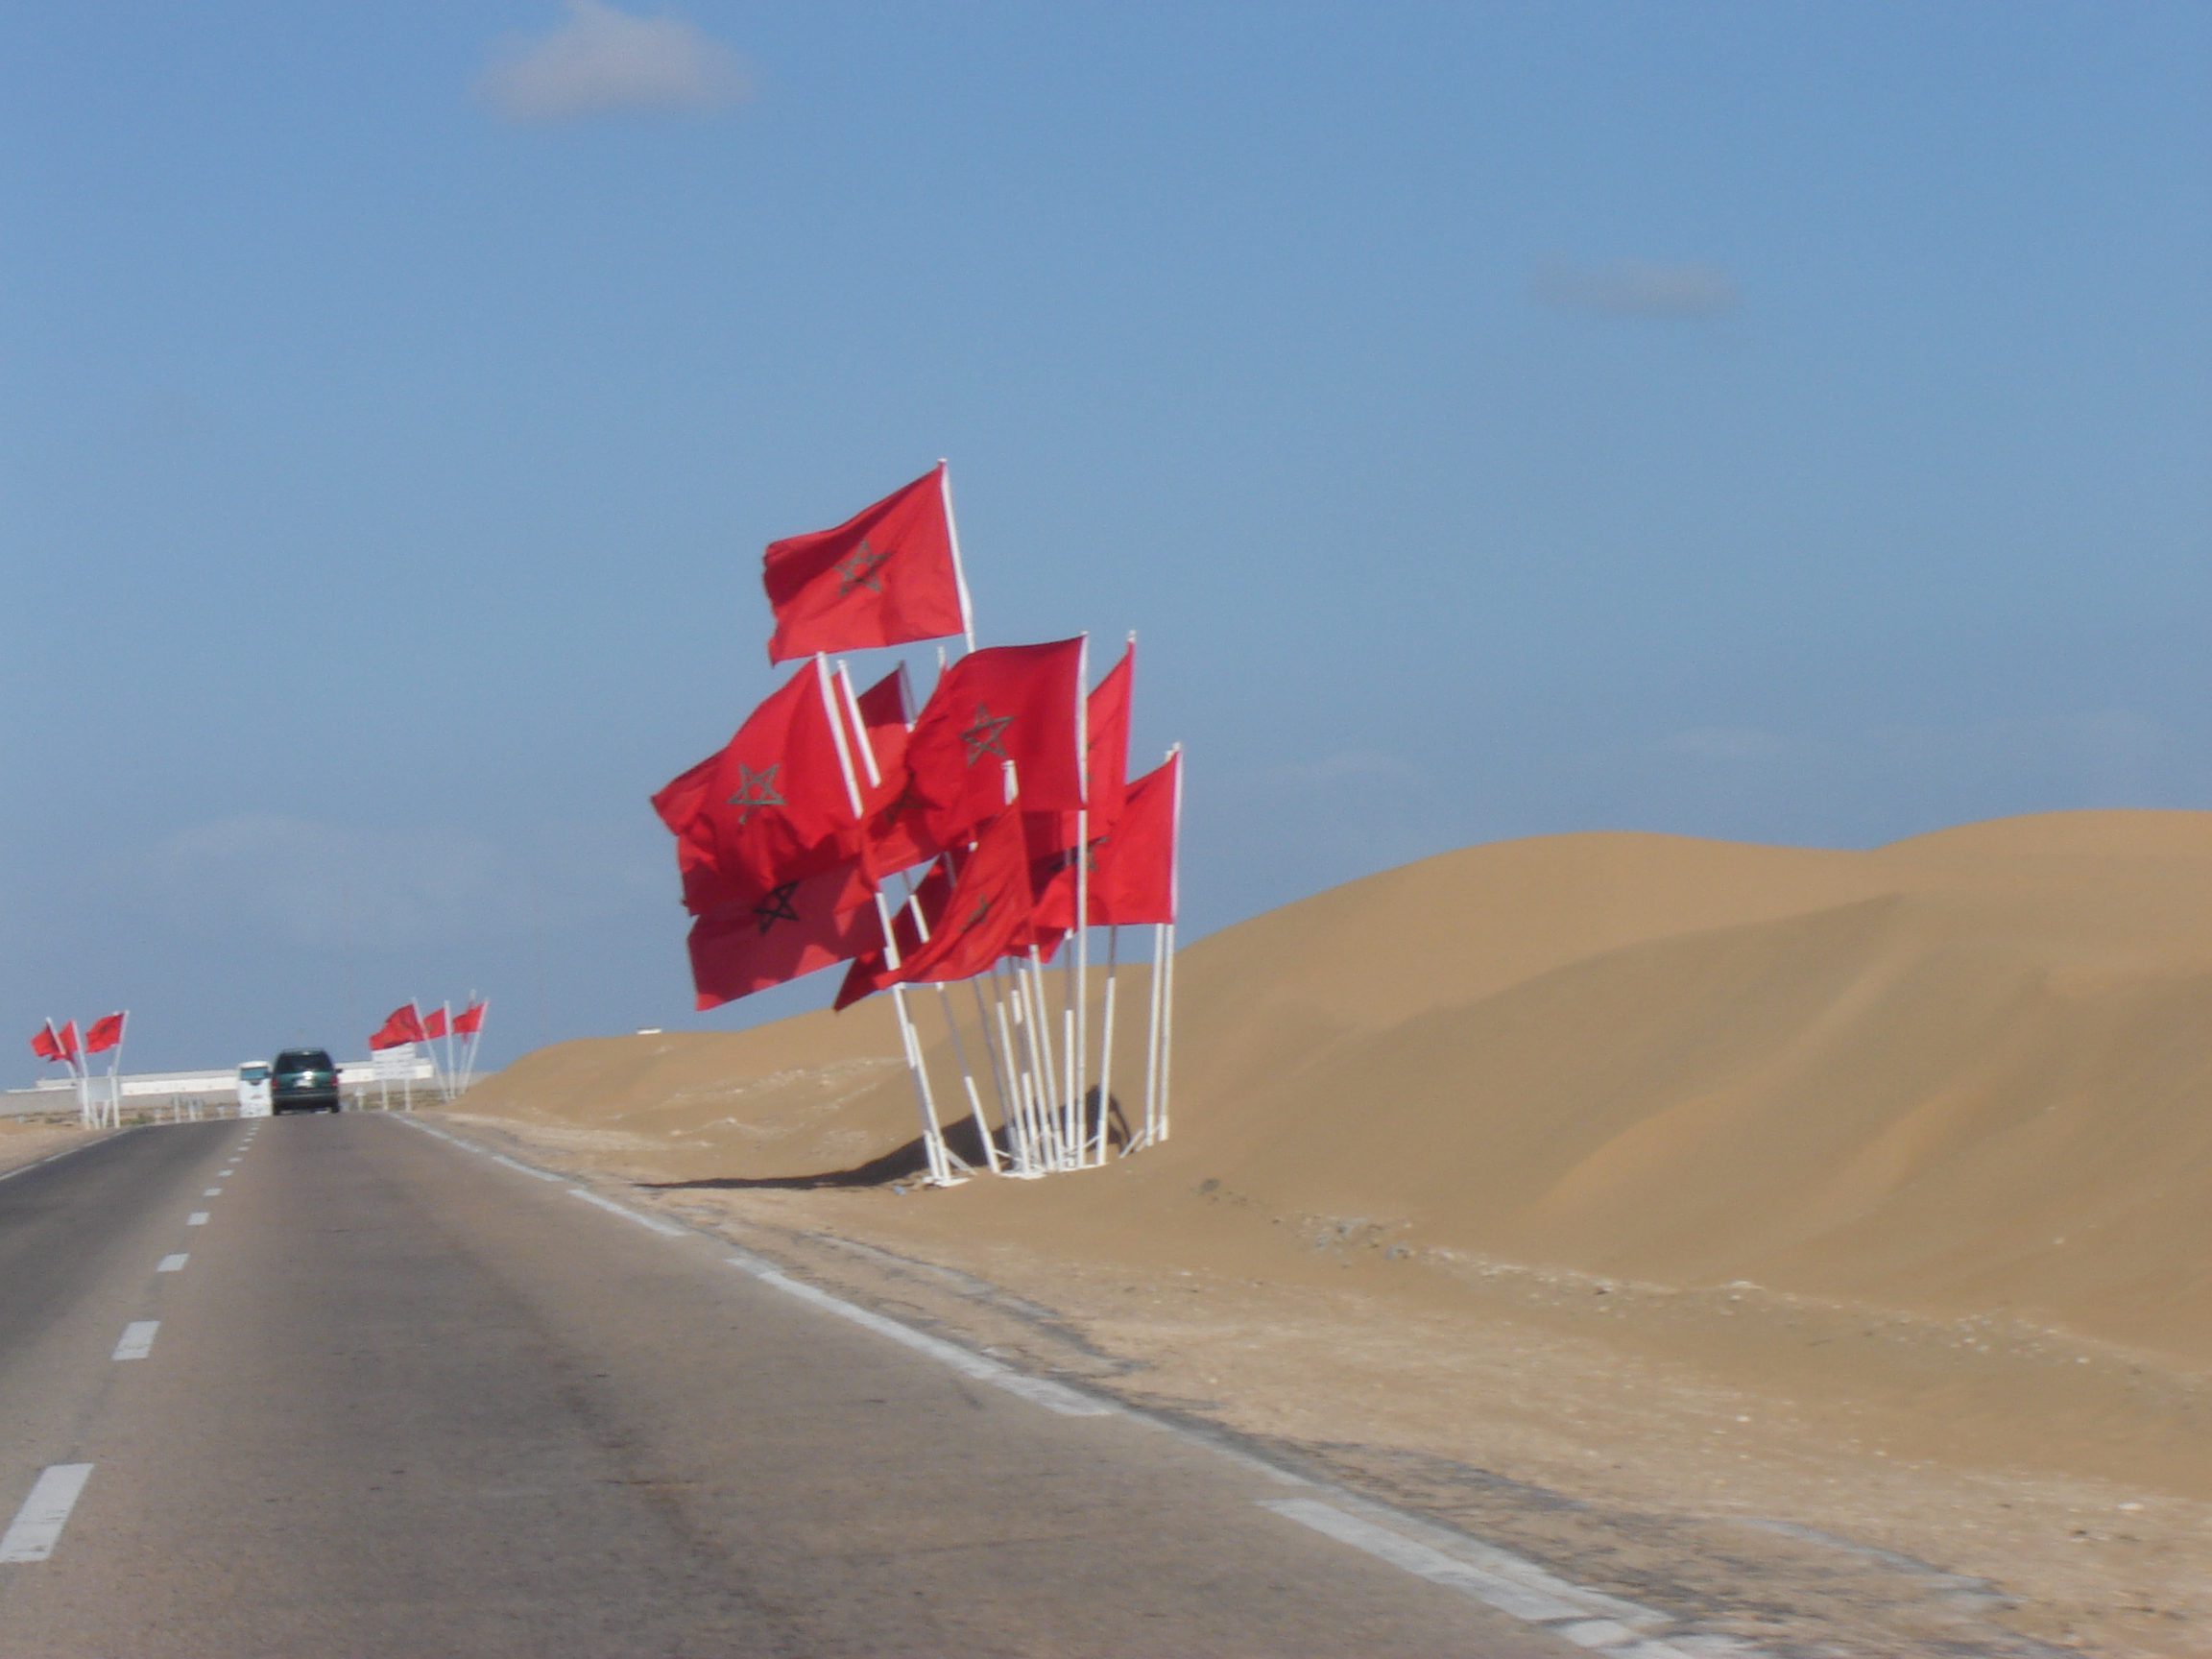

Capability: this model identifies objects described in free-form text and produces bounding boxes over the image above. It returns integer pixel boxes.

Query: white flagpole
[836,661,998,1174]
[1158,746,1184,1141]
[1068,633,1092,1164]
[455,995,482,1096]
[405,1002,423,1112]
[819,655,953,1184]
[1093,930,1118,1161]
[109,1014,128,1128]
[441,1001,456,1101]
[1141,926,1165,1147]
[938,459,977,658]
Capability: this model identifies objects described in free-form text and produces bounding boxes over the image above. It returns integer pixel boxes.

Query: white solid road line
[1257,1499,1712,1657]
[157,1254,188,1273]
[112,1321,159,1361]
[565,1188,686,1237]
[0,1465,94,1564]
[492,1152,566,1183]
[729,1254,1115,1419]
[395,1115,1749,1657]
[187,1212,209,1226]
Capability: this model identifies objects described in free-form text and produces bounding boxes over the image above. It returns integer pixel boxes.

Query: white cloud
[480,0,748,124]
[1532,260,1740,319]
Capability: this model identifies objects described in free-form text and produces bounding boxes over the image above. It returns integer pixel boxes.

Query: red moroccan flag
[850,664,915,786]
[832,861,953,1010]
[452,1001,488,1036]
[1024,641,1135,926]
[370,1004,427,1051]
[762,464,969,664]
[878,806,1035,992]
[422,1007,448,1041]
[652,661,861,913]
[55,1020,80,1063]
[903,637,1086,845]
[689,862,880,1010]
[30,1023,64,1064]
[84,1013,126,1053]
[1089,751,1180,926]
[1085,638,1134,828]
[843,665,949,880]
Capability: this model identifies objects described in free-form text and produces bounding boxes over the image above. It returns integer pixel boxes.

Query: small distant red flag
[652,661,862,914]
[369,1004,428,1051]
[688,862,880,1010]
[903,637,1086,846]
[452,1001,488,1036]
[30,1023,64,1064]
[55,1020,81,1063]
[84,1013,127,1053]
[422,1007,448,1041]
[762,464,969,664]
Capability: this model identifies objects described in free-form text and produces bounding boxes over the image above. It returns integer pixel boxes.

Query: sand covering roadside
[456,810,2212,1655]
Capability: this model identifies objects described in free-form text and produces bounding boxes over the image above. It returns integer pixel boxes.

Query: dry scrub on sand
[455,809,2212,1657]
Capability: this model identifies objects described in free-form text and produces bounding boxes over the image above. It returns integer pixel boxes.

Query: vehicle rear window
[275,1049,334,1071]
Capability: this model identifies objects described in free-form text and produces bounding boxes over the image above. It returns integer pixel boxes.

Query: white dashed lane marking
[0,1465,94,1563]
[112,1321,159,1361]
[186,1212,209,1226]
[204,1188,222,1197]
[156,1254,188,1273]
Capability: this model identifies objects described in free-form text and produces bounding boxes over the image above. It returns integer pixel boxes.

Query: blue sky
[6,3,2206,1072]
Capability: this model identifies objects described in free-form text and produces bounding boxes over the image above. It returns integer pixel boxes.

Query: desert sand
[449,809,2210,1655]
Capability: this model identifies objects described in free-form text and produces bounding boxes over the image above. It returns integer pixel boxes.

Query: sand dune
[464,810,2212,1362]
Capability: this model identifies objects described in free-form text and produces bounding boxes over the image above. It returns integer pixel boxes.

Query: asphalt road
[0,1115,1606,1657]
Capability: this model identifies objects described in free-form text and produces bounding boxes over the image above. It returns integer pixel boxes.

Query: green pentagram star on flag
[960,706,1015,766]
[835,541,890,595]
[726,762,785,825]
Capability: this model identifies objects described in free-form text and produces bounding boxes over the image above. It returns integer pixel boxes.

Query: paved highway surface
[0,1116,1632,1656]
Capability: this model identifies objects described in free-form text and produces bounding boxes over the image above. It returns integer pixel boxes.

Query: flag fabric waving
[1025,639,1135,923]
[422,1007,448,1041]
[1084,638,1134,829]
[688,862,880,1010]
[1090,751,1180,925]
[1033,748,1179,929]
[84,1013,126,1053]
[29,1022,65,1065]
[832,862,953,1009]
[652,661,861,913]
[55,1020,80,1064]
[370,1004,427,1051]
[839,806,1035,1006]
[902,637,1086,846]
[452,1001,488,1036]
[845,665,948,880]
[762,464,969,664]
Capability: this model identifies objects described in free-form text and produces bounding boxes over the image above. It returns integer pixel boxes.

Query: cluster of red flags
[655,464,1180,1011]
[28,1013,125,1069]
[370,1000,487,1051]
